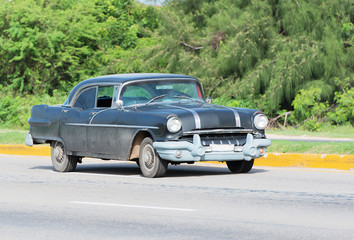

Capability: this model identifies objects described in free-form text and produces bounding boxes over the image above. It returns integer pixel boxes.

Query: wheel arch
[128,130,154,160]
[46,137,68,153]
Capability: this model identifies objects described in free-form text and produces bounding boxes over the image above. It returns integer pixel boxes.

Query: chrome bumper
[25,132,34,147]
[153,133,271,162]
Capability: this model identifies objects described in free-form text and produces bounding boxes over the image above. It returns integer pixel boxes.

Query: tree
[141,0,353,117]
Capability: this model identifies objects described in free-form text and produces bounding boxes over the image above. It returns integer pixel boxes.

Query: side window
[74,87,96,110]
[97,86,114,108]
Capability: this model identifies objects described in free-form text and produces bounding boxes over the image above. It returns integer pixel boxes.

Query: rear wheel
[139,137,168,178]
[226,159,254,173]
[50,141,78,172]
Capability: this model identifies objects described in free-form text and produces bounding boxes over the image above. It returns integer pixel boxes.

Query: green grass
[267,123,354,139]
[0,129,27,145]
[268,140,354,155]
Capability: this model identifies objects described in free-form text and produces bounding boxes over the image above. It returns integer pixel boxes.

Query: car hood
[133,102,257,132]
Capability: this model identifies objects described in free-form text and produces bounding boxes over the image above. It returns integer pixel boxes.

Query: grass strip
[0,131,27,145]
[268,140,354,155]
[267,124,354,139]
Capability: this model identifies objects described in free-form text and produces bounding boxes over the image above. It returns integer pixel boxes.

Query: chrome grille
[180,134,247,146]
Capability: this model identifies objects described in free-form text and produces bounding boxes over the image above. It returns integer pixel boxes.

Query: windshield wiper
[173,95,204,103]
[145,94,167,105]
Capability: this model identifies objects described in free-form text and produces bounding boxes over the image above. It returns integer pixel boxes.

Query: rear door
[60,86,97,153]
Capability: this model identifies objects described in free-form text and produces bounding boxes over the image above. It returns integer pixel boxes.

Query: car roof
[64,73,199,105]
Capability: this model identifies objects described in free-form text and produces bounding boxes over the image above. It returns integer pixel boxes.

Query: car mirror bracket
[115,100,124,109]
[206,97,212,104]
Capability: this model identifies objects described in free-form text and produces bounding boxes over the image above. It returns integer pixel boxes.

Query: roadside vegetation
[0,129,27,145]
[267,124,354,139]
[268,141,354,155]
[0,0,353,153]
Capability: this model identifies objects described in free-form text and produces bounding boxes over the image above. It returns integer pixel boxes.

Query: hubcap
[143,145,155,170]
[54,144,64,163]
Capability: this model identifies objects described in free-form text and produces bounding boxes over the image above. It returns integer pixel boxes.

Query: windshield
[120,80,204,106]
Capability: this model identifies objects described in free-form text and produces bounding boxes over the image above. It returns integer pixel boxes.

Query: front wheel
[139,137,168,178]
[50,141,78,172]
[226,159,254,173]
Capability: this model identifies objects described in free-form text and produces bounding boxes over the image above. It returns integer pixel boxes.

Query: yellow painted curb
[0,145,50,156]
[0,145,353,170]
[256,152,354,170]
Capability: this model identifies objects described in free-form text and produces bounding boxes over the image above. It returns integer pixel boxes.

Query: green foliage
[0,0,102,93]
[342,22,354,42]
[0,0,353,130]
[328,88,354,125]
[0,0,159,95]
[212,97,257,109]
[141,0,352,119]
[0,86,67,129]
[291,87,329,131]
[95,0,158,49]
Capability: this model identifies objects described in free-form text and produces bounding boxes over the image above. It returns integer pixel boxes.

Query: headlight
[254,114,269,130]
[167,117,182,133]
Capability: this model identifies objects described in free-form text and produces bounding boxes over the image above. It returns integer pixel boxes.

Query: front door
[86,86,120,157]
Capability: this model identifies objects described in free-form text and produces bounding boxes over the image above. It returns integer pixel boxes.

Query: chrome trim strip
[183,129,253,136]
[217,105,241,127]
[167,105,201,129]
[65,123,159,129]
[89,108,112,124]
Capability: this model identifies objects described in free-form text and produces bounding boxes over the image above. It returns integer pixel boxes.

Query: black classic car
[25,73,271,177]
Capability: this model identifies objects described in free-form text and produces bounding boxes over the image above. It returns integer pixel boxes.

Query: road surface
[0,154,353,239]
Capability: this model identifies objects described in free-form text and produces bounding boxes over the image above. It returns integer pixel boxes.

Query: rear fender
[28,104,62,143]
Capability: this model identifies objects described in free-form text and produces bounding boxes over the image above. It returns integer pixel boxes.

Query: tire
[226,159,254,173]
[139,137,168,178]
[226,161,244,173]
[50,141,78,172]
[240,159,254,173]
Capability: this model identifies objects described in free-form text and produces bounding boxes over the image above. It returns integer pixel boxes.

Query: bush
[212,97,257,109]
[0,87,67,129]
[291,87,329,131]
[328,88,354,125]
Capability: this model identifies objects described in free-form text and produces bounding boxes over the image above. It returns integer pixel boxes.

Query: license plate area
[209,144,234,152]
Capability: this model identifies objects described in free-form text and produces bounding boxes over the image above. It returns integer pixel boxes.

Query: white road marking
[71,201,197,212]
[68,172,143,179]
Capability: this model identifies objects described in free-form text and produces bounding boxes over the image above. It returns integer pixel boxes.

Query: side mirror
[206,97,212,104]
[115,100,124,109]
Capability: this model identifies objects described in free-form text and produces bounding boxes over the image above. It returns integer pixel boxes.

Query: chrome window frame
[67,82,122,109]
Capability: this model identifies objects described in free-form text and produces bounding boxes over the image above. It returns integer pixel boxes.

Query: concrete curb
[0,145,353,170]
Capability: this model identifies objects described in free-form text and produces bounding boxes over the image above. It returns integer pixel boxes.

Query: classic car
[25,73,271,177]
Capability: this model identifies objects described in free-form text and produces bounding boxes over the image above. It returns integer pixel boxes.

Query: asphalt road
[1,154,353,240]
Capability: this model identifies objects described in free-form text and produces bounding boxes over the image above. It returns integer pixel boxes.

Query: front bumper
[153,133,271,162]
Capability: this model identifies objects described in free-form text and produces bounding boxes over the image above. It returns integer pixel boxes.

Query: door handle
[62,110,68,113]
[89,112,96,115]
